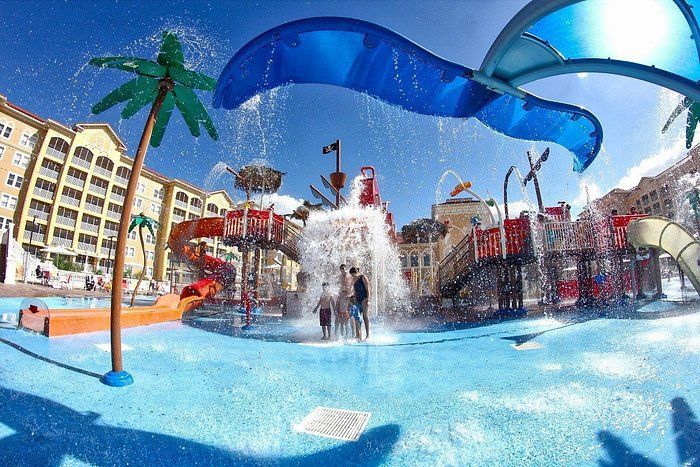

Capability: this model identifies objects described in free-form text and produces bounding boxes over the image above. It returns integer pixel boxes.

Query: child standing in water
[312,282,336,340]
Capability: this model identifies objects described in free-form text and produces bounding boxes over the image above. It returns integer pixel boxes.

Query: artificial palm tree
[128,213,160,307]
[90,31,218,386]
[663,97,700,149]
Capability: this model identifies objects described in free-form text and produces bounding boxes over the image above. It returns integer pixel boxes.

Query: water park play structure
[17,166,392,336]
[438,210,700,307]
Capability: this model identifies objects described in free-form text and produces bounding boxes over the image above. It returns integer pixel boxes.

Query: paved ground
[0,283,110,298]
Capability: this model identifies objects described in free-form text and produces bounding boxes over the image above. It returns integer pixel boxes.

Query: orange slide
[20,217,235,337]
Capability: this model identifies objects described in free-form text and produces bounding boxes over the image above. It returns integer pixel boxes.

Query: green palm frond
[129,213,160,236]
[157,31,185,69]
[89,56,167,78]
[90,30,218,148]
[173,84,218,141]
[663,97,700,149]
[150,93,176,148]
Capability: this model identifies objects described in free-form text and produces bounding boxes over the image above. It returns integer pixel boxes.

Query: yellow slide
[626,216,700,296]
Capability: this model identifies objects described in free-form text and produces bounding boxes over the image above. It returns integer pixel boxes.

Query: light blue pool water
[0,297,114,313]
[0,302,698,465]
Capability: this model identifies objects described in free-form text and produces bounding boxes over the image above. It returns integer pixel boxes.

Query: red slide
[167,217,237,307]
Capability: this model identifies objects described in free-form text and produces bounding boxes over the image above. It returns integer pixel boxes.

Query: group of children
[312,264,371,341]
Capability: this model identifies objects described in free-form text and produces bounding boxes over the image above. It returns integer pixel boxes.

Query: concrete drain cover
[298,407,371,441]
[511,341,544,351]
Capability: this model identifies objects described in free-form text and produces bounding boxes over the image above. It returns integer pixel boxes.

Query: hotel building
[0,93,248,286]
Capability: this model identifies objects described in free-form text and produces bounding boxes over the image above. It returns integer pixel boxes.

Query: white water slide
[626,216,700,296]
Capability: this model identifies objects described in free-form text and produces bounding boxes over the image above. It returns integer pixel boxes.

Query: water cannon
[450,181,472,197]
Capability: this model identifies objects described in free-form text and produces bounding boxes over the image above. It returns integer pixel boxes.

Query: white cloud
[616,138,686,190]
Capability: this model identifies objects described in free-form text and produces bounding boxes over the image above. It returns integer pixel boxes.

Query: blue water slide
[214,17,602,173]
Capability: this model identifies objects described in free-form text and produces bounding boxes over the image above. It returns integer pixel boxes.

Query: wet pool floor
[0,301,699,465]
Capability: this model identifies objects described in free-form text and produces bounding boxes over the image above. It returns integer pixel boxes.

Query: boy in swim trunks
[350,267,371,341]
[312,282,336,340]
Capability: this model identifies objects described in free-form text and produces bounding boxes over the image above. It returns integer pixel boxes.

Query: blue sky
[0,0,689,226]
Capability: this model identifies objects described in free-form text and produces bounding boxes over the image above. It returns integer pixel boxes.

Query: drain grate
[511,341,544,351]
[298,407,371,441]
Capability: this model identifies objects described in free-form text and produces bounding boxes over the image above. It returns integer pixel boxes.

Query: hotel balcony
[80,222,100,234]
[94,166,112,178]
[77,242,97,254]
[71,156,91,170]
[107,210,121,220]
[45,147,67,162]
[52,237,73,248]
[84,203,103,214]
[175,199,187,209]
[56,216,76,228]
[60,195,81,208]
[104,228,119,238]
[88,183,107,196]
[114,176,128,186]
[23,231,45,243]
[38,166,60,180]
[110,192,125,204]
[33,187,55,200]
[27,209,49,222]
[65,174,86,189]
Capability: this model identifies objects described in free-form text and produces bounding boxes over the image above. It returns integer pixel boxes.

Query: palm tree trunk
[109,81,171,374]
[130,225,146,307]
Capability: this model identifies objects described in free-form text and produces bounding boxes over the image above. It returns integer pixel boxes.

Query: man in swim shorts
[312,282,335,340]
[350,267,371,341]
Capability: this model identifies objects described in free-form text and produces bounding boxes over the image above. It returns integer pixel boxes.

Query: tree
[89,31,218,386]
[128,213,160,306]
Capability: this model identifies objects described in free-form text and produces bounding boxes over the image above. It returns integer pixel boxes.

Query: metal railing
[175,199,187,209]
[60,195,80,207]
[45,147,67,161]
[85,203,103,214]
[80,222,99,233]
[77,241,97,253]
[110,192,125,203]
[65,174,85,188]
[38,166,59,179]
[114,176,128,186]
[94,166,112,178]
[88,183,107,196]
[71,156,91,169]
[56,216,76,228]
[27,209,49,221]
[107,210,121,220]
[23,231,45,243]
[52,236,73,248]
[33,186,55,200]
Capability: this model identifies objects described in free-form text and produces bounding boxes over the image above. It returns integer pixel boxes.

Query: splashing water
[298,177,410,321]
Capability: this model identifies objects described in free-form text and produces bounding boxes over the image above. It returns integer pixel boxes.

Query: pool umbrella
[40,246,78,257]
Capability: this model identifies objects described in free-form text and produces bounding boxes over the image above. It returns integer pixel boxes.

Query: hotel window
[650,190,658,201]
[151,204,162,215]
[400,254,407,268]
[137,182,145,193]
[0,120,14,139]
[0,145,4,158]
[147,267,153,277]
[12,151,30,168]
[410,253,419,267]
[116,166,131,180]
[145,233,155,244]
[133,197,143,208]
[206,203,217,215]
[661,185,670,196]
[1,193,17,209]
[190,197,203,209]
[652,202,661,214]
[0,216,12,230]
[636,199,642,209]
[126,247,135,257]
[128,230,137,240]
[423,254,431,267]
[641,194,649,204]
[644,207,652,214]
[219,207,226,216]
[53,227,73,241]
[6,173,22,188]
[153,187,164,200]
[20,131,38,149]
[175,191,189,205]
[47,137,70,158]
[95,156,114,173]
[147,251,155,261]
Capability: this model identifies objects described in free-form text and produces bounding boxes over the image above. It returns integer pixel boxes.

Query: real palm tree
[128,213,160,307]
[90,31,218,385]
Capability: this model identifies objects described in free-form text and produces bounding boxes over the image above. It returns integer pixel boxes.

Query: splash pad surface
[0,297,698,465]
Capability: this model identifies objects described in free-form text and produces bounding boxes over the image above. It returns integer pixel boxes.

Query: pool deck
[1,297,699,466]
[0,283,110,299]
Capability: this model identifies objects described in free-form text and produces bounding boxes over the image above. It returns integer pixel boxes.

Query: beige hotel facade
[0,93,244,285]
